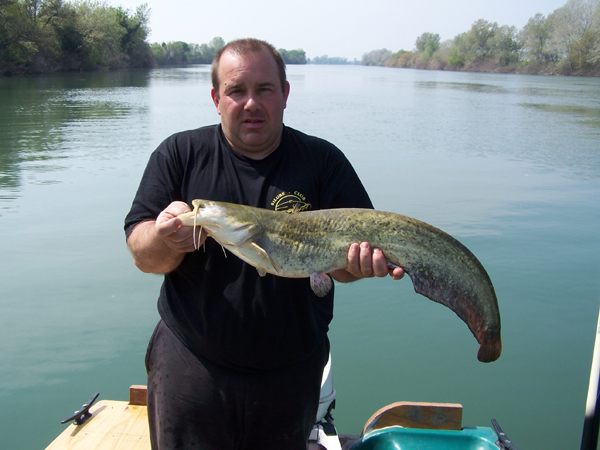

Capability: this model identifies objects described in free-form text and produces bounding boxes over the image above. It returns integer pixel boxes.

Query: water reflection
[148,64,212,82]
[0,70,151,207]
[521,102,600,120]
[415,80,507,94]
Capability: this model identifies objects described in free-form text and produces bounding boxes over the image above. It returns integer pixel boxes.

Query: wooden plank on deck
[45,399,150,450]
[363,401,463,434]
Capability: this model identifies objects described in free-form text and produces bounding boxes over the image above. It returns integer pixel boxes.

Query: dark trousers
[145,320,328,450]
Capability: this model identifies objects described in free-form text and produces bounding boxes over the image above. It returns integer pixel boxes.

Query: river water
[1,65,599,449]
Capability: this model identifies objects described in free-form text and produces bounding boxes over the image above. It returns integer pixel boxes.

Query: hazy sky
[115,0,567,60]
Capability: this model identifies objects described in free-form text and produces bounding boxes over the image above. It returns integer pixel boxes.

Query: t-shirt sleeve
[318,144,373,210]
[124,140,183,238]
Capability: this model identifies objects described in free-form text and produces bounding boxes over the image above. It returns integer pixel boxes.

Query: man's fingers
[346,242,405,280]
[372,248,390,277]
[389,266,405,281]
[154,200,207,253]
[359,242,374,277]
[156,216,181,237]
[346,242,361,277]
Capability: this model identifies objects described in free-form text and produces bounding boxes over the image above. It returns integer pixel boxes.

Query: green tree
[518,13,554,61]
[447,32,468,67]
[73,0,125,68]
[548,0,599,70]
[423,39,440,60]
[279,48,306,64]
[359,0,600,75]
[361,48,391,66]
[151,36,224,65]
[415,32,438,51]
[0,0,65,72]
[149,41,165,63]
[415,32,440,60]
[208,36,224,52]
[0,0,34,71]
[569,29,598,70]
[53,2,86,69]
[447,50,464,67]
[463,19,498,61]
[1,0,156,74]
[491,25,520,65]
[311,55,352,64]
[162,41,188,64]
[115,3,152,67]
[189,37,223,63]
[590,3,600,64]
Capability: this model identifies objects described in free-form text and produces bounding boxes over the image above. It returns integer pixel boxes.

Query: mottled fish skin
[178,199,502,363]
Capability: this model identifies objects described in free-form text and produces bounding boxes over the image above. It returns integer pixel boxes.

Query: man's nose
[244,92,261,111]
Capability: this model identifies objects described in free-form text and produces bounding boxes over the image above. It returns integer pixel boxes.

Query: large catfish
[178,199,502,362]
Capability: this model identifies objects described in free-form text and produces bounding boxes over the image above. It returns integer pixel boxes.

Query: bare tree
[548,0,599,64]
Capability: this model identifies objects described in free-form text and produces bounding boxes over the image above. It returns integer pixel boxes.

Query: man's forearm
[127,221,186,274]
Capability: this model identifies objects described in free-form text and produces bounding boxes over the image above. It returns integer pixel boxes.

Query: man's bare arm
[126,201,205,274]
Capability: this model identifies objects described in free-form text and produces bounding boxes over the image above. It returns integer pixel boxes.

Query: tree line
[149,40,309,65]
[362,0,600,76]
[310,55,359,65]
[1,0,155,74]
[2,0,598,76]
[150,37,224,65]
[0,0,309,74]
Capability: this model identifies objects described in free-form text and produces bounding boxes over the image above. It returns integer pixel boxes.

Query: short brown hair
[211,38,287,95]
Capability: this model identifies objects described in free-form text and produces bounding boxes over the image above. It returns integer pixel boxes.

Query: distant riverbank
[385,57,600,77]
[3,0,599,77]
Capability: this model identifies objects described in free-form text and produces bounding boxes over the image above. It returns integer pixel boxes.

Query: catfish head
[178,199,262,248]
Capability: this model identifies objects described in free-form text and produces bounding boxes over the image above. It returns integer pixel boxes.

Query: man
[125,38,403,450]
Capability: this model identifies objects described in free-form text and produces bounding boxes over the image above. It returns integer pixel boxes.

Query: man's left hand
[329,242,405,283]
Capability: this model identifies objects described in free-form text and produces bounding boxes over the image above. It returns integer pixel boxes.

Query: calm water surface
[1,66,599,449]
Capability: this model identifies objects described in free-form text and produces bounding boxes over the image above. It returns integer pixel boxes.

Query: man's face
[211,49,290,159]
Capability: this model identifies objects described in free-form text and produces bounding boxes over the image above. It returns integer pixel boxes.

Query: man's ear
[283,81,290,108]
[211,87,221,115]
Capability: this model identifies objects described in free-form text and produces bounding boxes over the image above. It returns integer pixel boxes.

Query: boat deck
[46,399,150,450]
[45,386,359,449]
[46,386,496,450]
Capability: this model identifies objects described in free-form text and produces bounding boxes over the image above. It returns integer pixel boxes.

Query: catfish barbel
[178,199,502,363]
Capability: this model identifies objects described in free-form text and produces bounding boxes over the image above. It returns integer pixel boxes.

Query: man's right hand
[156,201,206,253]
[127,201,206,274]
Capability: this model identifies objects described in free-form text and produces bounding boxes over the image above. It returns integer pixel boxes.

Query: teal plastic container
[351,426,499,450]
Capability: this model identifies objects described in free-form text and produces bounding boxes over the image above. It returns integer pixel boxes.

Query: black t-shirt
[125,125,373,371]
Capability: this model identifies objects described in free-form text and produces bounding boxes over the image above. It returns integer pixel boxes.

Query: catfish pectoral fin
[249,242,282,274]
[310,272,333,297]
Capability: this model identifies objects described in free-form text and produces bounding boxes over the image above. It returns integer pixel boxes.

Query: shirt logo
[271,191,312,213]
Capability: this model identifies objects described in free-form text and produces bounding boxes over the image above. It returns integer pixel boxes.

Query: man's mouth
[242,118,266,129]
